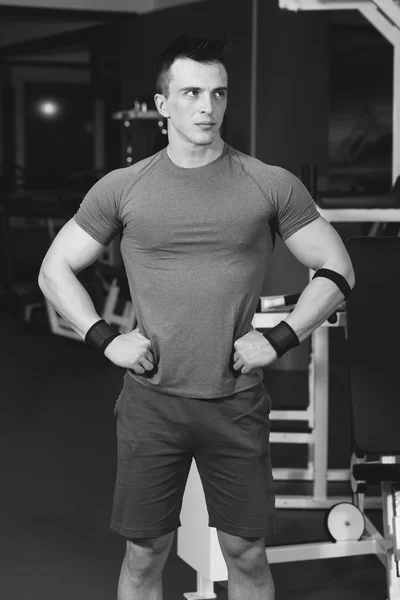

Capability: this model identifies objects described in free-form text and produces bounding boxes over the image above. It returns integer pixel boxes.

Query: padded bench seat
[353,462,400,483]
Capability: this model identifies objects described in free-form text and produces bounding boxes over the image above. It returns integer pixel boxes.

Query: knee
[217,532,268,579]
[233,545,268,579]
[124,532,175,579]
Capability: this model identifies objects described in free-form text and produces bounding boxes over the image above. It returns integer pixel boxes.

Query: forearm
[284,265,355,343]
[38,263,101,339]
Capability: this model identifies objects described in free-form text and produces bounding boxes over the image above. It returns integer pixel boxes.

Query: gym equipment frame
[178,460,400,599]
[259,208,400,511]
[112,103,163,168]
[44,265,136,340]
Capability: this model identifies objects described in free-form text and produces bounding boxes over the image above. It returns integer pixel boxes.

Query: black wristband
[263,321,300,358]
[85,319,121,353]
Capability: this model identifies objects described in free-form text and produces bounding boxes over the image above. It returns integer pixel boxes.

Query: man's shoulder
[227,145,293,183]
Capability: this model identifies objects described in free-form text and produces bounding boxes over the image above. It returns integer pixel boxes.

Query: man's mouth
[196,122,216,129]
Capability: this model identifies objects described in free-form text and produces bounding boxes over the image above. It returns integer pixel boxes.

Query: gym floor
[1,309,385,600]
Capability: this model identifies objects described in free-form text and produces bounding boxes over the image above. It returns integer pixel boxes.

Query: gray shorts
[110,374,278,539]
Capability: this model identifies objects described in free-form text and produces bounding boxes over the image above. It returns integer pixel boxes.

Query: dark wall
[25,81,93,190]
[256,2,330,174]
[119,0,253,163]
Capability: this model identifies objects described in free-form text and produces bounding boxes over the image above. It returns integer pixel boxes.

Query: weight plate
[326,502,365,542]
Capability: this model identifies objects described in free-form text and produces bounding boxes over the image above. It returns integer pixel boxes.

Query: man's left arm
[282,215,355,342]
[233,215,355,373]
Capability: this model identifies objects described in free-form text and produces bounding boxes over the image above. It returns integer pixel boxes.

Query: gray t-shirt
[74,142,320,399]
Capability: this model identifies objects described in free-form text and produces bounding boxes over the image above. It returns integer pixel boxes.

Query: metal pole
[393,41,400,183]
[94,98,105,171]
[250,0,258,157]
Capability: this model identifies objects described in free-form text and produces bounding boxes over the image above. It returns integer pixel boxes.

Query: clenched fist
[233,329,277,374]
[104,327,156,374]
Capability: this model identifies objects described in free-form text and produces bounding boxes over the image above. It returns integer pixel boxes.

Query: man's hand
[233,329,277,374]
[104,327,156,374]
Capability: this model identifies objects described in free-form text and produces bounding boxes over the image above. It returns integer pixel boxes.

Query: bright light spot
[38,100,60,117]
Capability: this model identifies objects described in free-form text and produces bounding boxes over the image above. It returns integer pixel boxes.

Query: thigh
[193,383,278,538]
[111,375,194,539]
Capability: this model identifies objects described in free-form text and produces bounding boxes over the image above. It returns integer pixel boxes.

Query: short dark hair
[155,34,228,97]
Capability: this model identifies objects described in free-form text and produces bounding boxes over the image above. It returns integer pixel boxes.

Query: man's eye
[215,91,226,99]
[187,90,198,97]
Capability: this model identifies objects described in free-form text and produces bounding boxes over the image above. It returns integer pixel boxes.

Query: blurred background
[0,1,395,598]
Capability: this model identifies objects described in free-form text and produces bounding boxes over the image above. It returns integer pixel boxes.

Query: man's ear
[154,94,169,119]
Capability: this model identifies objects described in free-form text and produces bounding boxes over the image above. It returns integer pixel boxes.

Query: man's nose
[200,94,213,114]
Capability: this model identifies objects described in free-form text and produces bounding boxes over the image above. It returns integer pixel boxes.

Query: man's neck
[166,137,224,169]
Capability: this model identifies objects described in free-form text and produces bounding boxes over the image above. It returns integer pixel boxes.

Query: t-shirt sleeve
[73,170,124,246]
[273,168,320,242]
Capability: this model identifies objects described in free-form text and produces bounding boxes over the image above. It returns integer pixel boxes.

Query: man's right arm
[38,218,106,338]
[38,218,155,374]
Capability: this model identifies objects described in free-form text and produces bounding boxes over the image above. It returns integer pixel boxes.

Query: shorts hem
[209,518,279,538]
[110,521,180,539]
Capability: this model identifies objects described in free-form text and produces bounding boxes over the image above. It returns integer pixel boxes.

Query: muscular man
[39,35,354,600]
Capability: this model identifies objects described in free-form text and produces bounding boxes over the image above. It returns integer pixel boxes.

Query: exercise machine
[113,101,167,167]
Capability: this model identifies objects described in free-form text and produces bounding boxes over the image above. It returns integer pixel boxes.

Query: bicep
[41,218,106,274]
[284,216,352,273]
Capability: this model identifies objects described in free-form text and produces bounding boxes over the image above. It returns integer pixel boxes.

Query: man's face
[156,58,228,147]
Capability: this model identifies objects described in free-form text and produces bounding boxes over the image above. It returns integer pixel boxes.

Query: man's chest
[120,177,272,254]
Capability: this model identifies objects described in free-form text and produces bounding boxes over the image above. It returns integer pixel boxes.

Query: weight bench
[267,236,400,597]
[258,238,400,598]
[344,236,400,599]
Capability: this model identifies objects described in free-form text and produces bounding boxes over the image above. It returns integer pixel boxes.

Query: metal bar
[365,506,392,567]
[250,0,258,157]
[252,312,290,328]
[276,495,382,509]
[387,552,400,598]
[394,41,400,182]
[393,488,400,566]
[279,0,369,11]
[273,467,314,480]
[359,4,399,44]
[14,80,24,172]
[270,409,311,421]
[312,327,329,501]
[266,538,376,563]
[44,299,82,341]
[253,311,345,328]
[383,482,395,541]
[94,98,105,172]
[273,467,350,481]
[270,432,314,443]
[183,573,217,600]
[318,208,400,222]
[326,468,350,480]
[373,0,400,30]
[307,301,317,488]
